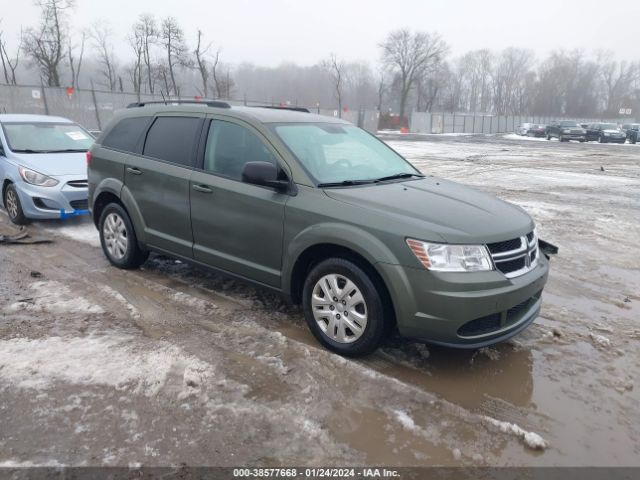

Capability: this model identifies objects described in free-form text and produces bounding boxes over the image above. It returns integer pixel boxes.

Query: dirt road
[1,133,638,467]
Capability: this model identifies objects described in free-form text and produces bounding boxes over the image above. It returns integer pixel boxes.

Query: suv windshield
[272,123,418,185]
[559,121,579,127]
[2,122,94,153]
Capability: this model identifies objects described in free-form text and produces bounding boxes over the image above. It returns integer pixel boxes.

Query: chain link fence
[0,83,380,134]
[410,111,631,135]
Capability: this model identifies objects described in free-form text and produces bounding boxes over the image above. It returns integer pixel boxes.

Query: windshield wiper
[374,173,425,182]
[317,179,377,188]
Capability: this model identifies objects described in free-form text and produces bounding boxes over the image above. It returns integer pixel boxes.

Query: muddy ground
[0,133,638,467]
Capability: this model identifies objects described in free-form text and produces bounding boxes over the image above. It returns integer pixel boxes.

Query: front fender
[281,222,401,296]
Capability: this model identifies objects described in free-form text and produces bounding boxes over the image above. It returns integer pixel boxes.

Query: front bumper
[601,136,626,143]
[559,133,586,141]
[14,175,89,220]
[378,253,549,348]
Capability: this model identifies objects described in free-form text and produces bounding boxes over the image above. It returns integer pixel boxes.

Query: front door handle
[126,167,142,175]
[192,184,213,194]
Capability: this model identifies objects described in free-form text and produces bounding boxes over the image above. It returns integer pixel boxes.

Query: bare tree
[160,17,190,96]
[132,14,158,94]
[211,50,233,99]
[599,54,638,116]
[193,29,211,97]
[0,26,22,85]
[128,25,144,95]
[67,30,85,89]
[380,29,448,119]
[321,53,345,117]
[90,22,117,91]
[23,0,74,86]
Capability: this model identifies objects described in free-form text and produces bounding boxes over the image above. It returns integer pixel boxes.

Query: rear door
[189,118,288,287]
[124,114,203,258]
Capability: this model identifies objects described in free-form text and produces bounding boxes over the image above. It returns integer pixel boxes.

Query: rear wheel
[3,184,29,225]
[302,258,388,356]
[99,203,148,269]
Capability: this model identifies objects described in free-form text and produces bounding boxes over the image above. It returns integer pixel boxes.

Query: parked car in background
[622,123,640,143]
[526,124,546,137]
[517,123,532,135]
[584,123,627,143]
[579,123,589,129]
[545,121,586,142]
[88,101,553,356]
[0,114,94,225]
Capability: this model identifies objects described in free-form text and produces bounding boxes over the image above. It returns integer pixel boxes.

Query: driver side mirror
[242,161,290,191]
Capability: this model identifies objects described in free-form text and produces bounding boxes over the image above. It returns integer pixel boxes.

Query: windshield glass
[2,122,94,153]
[559,121,579,127]
[600,123,619,130]
[272,123,418,185]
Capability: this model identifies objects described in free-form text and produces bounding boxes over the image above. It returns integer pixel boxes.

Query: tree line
[1,0,638,119]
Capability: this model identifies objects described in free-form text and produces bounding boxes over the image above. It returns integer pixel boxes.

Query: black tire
[98,202,148,269]
[546,134,551,140]
[631,136,637,145]
[3,183,29,225]
[599,135,605,143]
[302,257,389,357]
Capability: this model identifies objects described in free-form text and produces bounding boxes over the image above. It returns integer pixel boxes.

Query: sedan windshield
[2,122,94,153]
[559,121,579,127]
[600,123,619,130]
[272,123,419,185]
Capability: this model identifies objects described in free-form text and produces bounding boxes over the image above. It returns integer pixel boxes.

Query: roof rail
[127,100,231,109]
[255,106,311,113]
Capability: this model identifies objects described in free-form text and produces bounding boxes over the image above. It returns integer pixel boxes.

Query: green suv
[88,101,552,356]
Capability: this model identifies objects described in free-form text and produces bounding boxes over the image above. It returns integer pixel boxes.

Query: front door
[190,118,288,287]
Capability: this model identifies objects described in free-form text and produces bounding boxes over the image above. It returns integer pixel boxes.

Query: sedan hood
[603,129,623,134]
[324,177,533,243]
[10,152,87,176]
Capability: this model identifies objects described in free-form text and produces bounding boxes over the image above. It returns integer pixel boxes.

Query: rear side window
[102,117,149,153]
[143,116,201,167]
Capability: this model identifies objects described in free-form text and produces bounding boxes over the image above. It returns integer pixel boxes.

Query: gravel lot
[1,133,638,467]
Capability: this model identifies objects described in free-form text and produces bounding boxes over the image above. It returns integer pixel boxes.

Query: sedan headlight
[604,132,611,136]
[18,166,59,187]
[406,239,494,272]
[563,129,571,134]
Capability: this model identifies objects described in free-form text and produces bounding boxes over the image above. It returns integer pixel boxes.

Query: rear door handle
[192,184,213,194]
[126,167,142,175]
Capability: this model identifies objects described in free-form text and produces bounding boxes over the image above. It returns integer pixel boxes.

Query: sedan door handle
[126,167,142,175]
[192,184,213,194]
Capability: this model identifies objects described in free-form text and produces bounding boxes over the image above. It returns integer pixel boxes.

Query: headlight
[563,129,571,134]
[406,239,494,272]
[18,166,59,187]
[604,133,611,136]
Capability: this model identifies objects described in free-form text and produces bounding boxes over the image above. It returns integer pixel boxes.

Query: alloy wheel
[5,189,18,219]
[311,273,368,344]
[103,212,128,260]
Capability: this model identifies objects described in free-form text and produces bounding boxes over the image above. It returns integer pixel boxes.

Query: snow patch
[7,280,104,315]
[393,409,417,431]
[41,220,100,247]
[590,333,611,348]
[482,416,548,450]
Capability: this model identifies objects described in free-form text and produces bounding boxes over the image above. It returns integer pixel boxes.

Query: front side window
[2,122,94,153]
[143,116,201,167]
[203,120,278,180]
[272,123,417,185]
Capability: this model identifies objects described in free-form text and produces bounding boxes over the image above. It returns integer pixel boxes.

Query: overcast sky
[1,0,638,66]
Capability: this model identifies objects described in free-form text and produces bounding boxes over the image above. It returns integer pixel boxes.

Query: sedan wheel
[311,273,368,344]
[5,189,19,219]
[3,184,29,225]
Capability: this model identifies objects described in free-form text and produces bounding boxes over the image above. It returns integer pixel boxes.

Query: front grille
[458,313,501,337]
[487,238,522,254]
[70,199,88,210]
[496,257,526,274]
[67,180,88,188]
[488,231,538,278]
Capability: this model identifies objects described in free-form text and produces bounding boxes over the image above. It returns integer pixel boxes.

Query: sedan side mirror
[242,161,290,191]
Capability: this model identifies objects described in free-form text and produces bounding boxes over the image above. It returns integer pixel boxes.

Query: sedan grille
[488,231,538,278]
[67,180,88,188]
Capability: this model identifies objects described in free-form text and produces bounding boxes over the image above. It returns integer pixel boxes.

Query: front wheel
[99,203,149,269]
[631,136,637,144]
[3,184,29,225]
[302,258,389,356]
[599,136,605,143]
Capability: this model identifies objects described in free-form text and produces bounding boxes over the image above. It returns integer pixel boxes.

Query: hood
[603,129,622,134]
[324,177,533,243]
[9,152,87,177]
